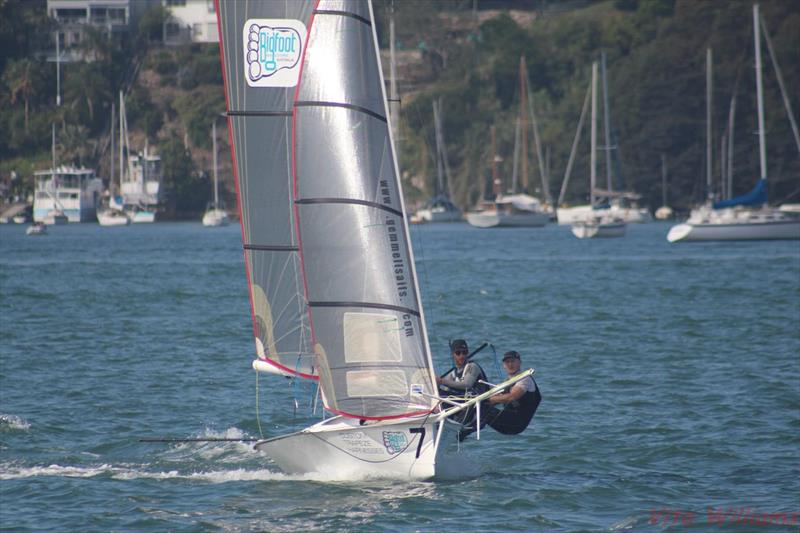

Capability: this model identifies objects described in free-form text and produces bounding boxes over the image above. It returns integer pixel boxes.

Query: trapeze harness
[485,375,541,435]
[438,362,489,427]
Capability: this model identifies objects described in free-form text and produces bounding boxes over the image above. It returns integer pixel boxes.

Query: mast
[519,56,529,192]
[212,120,218,208]
[51,122,56,172]
[119,91,123,190]
[726,90,737,199]
[706,48,713,199]
[491,125,500,198]
[525,61,551,204]
[558,79,591,207]
[110,102,115,195]
[760,11,800,156]
[590,61,598,207]
[753,4,766,181]
[661,154,667,207]
[388,1,400,166]
[511,116,520,194]
[601,51,612,191]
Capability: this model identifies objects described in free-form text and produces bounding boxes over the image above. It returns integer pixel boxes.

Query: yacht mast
[601,51,612,191]
[590,61,598,207]
[753,4,766,181]
[212,120,219,208]
[706,48,713,199]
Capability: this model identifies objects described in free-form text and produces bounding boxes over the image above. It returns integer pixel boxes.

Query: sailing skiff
[217,0,533,480]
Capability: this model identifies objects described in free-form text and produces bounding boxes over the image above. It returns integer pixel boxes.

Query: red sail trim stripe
[255,357,319,381]
[216,1,315,381]
[291,0,322,356]
[325,406,435,422]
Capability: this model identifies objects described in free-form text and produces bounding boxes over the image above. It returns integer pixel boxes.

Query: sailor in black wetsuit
[483,350,541,435]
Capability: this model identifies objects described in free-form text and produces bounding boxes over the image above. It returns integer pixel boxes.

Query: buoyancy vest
[487,378,541,435]
[441,362,489,397]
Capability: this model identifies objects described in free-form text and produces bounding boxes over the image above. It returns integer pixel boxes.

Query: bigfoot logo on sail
[243,20,306,87]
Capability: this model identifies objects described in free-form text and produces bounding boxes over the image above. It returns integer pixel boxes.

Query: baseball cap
[450,339,468,352]
[502,350,521,361]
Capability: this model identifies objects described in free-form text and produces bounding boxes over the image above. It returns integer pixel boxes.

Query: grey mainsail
[217,0,437,419]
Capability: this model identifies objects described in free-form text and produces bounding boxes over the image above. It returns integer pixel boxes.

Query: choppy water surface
[1,222,798,531]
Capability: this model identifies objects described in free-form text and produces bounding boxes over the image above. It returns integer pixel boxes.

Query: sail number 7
[409,427,426,459]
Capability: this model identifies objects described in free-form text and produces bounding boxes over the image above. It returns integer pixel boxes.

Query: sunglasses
[453,350,468,356]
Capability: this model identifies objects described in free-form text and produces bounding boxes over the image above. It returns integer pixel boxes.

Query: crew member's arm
[439,364,481,390]
[488,382,526,405]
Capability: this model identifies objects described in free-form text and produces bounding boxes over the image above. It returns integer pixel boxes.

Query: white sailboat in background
[218,0,532,480]
[467,57,550,229]
[570,61,626,239]
[654,154,673,220]
[414,99,461,223]
[111,91,160,223]
[558,53,648,225]
[202,120,229,227]
[98,100,131,226]
[668,6,800,243]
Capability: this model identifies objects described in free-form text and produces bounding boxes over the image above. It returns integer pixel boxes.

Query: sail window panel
[317,0,371,21]
[297,204,418,312]
[217,2,313,112]
[295,108,401,207]
[247,249,312,370]
[299,11,384,118]
[346,370,407,398]
[310,307,433,418]
[230,115,296,247]
[343,312,402,363]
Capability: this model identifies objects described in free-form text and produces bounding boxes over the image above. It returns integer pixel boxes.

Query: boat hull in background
[571,220,626,238]
[667,219,800,242]
[466,211,549,228]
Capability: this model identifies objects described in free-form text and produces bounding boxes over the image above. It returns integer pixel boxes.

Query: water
[1,222,798,531]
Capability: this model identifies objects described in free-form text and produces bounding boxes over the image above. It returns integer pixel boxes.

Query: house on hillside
[47,0,155,60]
[162,0,218,45]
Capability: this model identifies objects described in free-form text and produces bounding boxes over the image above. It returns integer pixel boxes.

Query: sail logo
[382,431,408,455]
[243,19,306,87]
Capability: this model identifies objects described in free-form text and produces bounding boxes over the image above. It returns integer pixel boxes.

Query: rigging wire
[255,370,265,439]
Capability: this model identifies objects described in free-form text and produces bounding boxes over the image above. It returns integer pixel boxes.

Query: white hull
[26,223,47,236]
[466,210,549,228]
[97,209,131,226]
[556,205,593,225]
[255,415,470,481]
[571,220,626,238]
[415,208,461,223]
[129,210,156,223]
[202,208,230,227]
[667,219,800,242]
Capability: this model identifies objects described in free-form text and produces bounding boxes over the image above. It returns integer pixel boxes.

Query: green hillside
[1,0,798,216]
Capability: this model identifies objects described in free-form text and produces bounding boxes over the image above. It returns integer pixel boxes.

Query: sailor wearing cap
[435,339,489,398]
[483,350,541,435]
